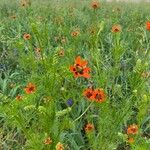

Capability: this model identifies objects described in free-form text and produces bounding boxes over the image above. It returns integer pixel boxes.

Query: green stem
[73,101,94,123]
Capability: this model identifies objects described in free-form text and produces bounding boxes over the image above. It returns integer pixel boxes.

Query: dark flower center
[29,86,34,91]
[93,4,98,8]
[95,93,102,100]
[131,128,136,132]
[76,65,84,74]
[115,28,119,32]
[86,92,93,98]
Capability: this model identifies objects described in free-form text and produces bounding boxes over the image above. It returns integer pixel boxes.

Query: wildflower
[35,47,41,53]
[128,137,134,144]
[141,72,150,78]
[34,47,41,59]
[43,137,52,145]
[21,0,31,7]
[10,15,16,19]
[127,124,138,135]
[21,0,28,7]
[61,36,67,44]
[54,36,60,42]
[16,95,23,101]
[91,0,100,9]
[58,49,65,57]
[67,99,73,107]
[93,89,106,103]
[23,33,31,40]
[146,21,150,31]
[85,123,94,132]
[83,88,95,101]
[21,2,27,7]
[56,142,64,150]
[111,24,121,33]
[89,26,97,35]
[71,30,80,37]
[24,82,36,94]
[70,56,91,78]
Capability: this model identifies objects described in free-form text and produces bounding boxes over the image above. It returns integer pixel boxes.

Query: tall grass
[0,0,150,149]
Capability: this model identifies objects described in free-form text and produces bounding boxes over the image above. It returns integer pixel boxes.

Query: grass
[0,0,150,150]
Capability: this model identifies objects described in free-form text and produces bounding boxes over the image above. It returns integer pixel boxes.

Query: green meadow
[0,0,150,150]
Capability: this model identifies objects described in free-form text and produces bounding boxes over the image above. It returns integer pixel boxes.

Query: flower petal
[82,73,91,78]
[81,60,88,66]
[70,65,75,72]
[75,56,81,65]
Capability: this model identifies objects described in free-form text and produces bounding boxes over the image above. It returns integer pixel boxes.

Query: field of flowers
[0,0,150,149]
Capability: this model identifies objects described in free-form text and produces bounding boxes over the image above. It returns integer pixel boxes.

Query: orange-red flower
[83,88,106,103]
[111,24,121,33]
[83,88,95,101]
[127,124,138,135]
[85,123,94,132]
[23,33,31,40]
[128,137,134,144]
[24,83,36,94]
[16,95,23,101]
[93,88,106,103]
[91,1,100,9]
[43,137,52,145]
[71,31,80,37]
[146,21,150,31]
[70,56,91,78]
[56,142,64,150]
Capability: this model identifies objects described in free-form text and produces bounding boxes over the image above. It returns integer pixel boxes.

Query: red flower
[71,30,80,37]
[111,24,121,33]
[43,137,52,145]
[16,95,23,101]
[93,89,106,103]
[91,1,100,9]
[56,142,64,150]
[70,56,91,78]
[85,123,94,132]
[146,21,150,31]
[23,33,31,40]
[24,83,36,94]
[58,48,65,57]
[20,0,30,7]
[83,88,95,101]
[83,88,106,103]
[127,124,138,135]
[128,137,134,144]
